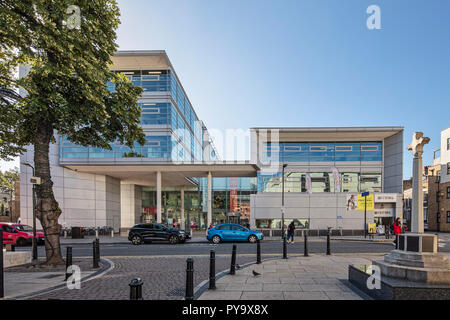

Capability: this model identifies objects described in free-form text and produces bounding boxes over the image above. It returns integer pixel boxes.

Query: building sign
[143,207,156,216]
[374,208,394,217]
[368,223,377,234]
[375,194,397,203]
[357,193,374,211]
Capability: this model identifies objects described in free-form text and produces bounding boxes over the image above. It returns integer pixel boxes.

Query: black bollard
[65,247,73,281]
[256,239,261,264]
[185,257,194,300]
[326,233,331,255]
[209,250,216,290]
[283,236,287,259]
[230,244,237,275]
[304,231,309,257]
[0,230,4,298]
[129,277,143,300]
[93,240,99,268]
[96,238,100,262]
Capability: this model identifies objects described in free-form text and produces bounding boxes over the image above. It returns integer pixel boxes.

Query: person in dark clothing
[287,221,295,243]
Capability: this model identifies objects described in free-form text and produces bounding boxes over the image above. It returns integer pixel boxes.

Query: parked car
[206,223,263,244]
[128,223,190,245]
[0,222,45,246]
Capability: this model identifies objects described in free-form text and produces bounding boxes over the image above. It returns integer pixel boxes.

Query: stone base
[349,264,450,300]
[396,233,438,253]
[3,251,32,268]
[373,250,450,284]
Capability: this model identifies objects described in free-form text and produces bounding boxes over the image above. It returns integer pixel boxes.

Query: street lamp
[281,163,287,259]
[21,162,38,261]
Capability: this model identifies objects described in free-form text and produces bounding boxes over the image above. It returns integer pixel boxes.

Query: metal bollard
[111,229,114,238]
[304,231,309,257]
[185,257,194,300]
[129,277,144,300]
[93,240,99,268]
[326,233,331,255]
[256,239,261,264]
[283,236,287,259]
[96,238,100,261]
[95,228,99,239]
[65,247,73,281]
[64,230,67,238]
[209,250,216,290]
[229,244,237,275]
[1,230,4,298]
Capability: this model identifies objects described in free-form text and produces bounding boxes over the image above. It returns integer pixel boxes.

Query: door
[151,224,167,240]
[217,224,234,241]
[232,225,248,241]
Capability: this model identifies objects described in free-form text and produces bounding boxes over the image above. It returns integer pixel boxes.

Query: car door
[138,224,153,239]
[219,224,234,241]
[232,225,248,241]
[151,224,167,240]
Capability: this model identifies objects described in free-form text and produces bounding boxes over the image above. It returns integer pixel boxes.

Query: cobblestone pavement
[27,255,258,300]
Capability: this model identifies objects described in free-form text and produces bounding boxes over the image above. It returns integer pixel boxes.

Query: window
[437,212,441,223]
[232,225,247,231]
[447,138,450,150]
[437,191,441,202]
[447,187,450,199]
[447,212,450,224]
[447,163,450,175]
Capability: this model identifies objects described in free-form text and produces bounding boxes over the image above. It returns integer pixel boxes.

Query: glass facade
[140,177,257,228]
[61,69,206,162]
[257,171,382,193]
[263,142,382,163]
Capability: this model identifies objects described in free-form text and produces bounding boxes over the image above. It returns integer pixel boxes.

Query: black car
[128,223,190,245]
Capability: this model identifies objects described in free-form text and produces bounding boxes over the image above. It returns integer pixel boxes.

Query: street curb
[2,258,114,300]
[331,238,394,243]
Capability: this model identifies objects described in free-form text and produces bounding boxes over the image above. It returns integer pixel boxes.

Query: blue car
[206,224,263,244]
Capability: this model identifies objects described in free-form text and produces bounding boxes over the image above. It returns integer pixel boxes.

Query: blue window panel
[309,143,334,162]
[62,153,88,158]
[361,142,382,161]
[335,143,361,162]
[282,143,309,162]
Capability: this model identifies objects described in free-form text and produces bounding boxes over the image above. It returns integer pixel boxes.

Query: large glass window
[360,173,382,192]
[341,173,359,193]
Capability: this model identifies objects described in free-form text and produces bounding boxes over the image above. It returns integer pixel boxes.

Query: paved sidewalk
[2,257,110,300]
[198,254,383,300]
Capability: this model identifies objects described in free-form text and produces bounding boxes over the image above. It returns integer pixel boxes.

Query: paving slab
[196,254,382,300]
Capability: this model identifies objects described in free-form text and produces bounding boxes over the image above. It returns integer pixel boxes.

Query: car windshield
[13,224,33,232]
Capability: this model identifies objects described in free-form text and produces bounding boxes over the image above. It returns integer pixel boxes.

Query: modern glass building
[19,51,404,235]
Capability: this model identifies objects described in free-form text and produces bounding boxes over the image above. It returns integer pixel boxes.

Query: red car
[0,222,45,246]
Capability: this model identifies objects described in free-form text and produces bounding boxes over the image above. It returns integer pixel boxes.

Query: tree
[0,167,19,217]
[0,0,145,265]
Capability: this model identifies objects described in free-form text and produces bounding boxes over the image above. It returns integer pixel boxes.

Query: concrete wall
[384,131,404,193]
[19,138,122,229]
[440,128,450,184]
[120,184,142,233]
[250,192,403,230]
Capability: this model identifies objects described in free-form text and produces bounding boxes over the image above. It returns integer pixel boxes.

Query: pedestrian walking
[287,221,295,243]
[393,218,402,246]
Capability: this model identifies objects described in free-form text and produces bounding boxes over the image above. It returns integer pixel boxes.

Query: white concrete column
[157,171,162,224]
[411,156,424,233]
[207,171,212,227]
[180,186,185,229]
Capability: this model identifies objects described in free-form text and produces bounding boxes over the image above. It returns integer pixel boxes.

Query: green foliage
[0,0,146,152]
[0,167,19,195]
[122,151,144,158]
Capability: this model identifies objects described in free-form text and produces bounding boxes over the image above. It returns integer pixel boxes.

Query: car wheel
[169,235,179,244]
[212,235,221,244]
[248,235,257,243]
[16,238,27,246]
[131,235,143,245]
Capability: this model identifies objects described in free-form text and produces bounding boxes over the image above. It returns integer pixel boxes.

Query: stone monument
[349,132,450,299]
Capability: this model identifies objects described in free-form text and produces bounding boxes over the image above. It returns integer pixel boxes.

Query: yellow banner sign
[357,193,374,211]
[368,223,377,234]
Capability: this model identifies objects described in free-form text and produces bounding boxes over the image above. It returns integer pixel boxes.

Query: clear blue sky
[115,0,449,178]
[1,0,449,179]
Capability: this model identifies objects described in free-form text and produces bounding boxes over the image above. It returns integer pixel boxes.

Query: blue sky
[1,0,449,178]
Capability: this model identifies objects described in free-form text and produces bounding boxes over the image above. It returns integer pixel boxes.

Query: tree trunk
[34,122,65,265]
